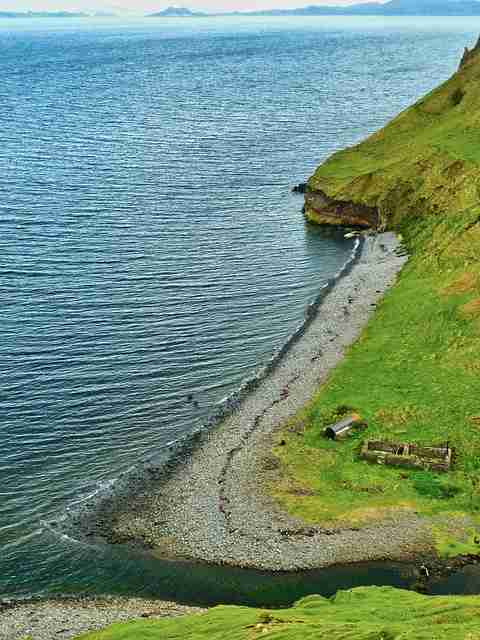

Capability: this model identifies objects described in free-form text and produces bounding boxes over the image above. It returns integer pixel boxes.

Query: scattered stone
[291,182,307,193]
[262,455,280,471]
[0,596,205,640]
[62,234,421,574]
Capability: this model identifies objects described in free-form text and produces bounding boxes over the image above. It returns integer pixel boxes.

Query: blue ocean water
[0,16,478,602]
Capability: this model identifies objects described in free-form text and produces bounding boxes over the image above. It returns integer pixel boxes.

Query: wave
[47,235,363,545]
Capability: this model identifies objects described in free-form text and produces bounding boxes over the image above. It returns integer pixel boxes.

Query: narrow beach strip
[106,231,426,570]
[0,595,205,640]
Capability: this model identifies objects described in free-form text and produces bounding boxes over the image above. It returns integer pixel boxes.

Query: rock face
[304,187,379,228]
[304,35,480,231]
[459,35,480,68]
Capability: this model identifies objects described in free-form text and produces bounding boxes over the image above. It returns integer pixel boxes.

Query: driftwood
[360,440,452,472]
[324,414,365,440]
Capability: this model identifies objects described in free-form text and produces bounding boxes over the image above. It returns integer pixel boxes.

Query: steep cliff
[305,38,480,230]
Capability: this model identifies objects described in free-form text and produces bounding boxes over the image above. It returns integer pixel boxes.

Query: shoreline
[2,556,479,640]
[0,594,205,640]
[76,231,430,571]
[51,230,362,548]
[5,231,480,640]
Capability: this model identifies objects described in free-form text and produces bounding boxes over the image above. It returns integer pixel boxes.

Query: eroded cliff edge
[304,36,480,230]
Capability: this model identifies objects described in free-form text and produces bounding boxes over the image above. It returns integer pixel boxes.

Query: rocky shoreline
[0,595,205,640]
[76,231,435,571]
[4,233,478,640]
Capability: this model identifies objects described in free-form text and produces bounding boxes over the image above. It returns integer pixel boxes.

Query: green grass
[432,523,480,558]
[273,43,480,548]
[306,48,480,230]
[75,586,480,639]
[272,225,480,532]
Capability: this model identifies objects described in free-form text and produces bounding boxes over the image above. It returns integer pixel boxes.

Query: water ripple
[0,15,473,599]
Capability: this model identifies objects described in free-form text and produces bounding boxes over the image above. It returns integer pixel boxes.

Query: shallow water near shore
[8,541,480,608]
[2,15,480,601]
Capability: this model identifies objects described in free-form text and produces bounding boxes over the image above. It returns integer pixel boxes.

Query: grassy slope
[76,586,480,639]
[306,48,480,230]
[274,48,480,553]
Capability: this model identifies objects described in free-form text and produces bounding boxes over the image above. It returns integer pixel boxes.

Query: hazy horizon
[0,0,383,16]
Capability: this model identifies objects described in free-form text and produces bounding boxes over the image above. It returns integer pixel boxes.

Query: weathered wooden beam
[360,440,453,472]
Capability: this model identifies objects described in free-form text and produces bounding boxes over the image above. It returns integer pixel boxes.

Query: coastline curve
[56,232,424,573]
[52,234,362,545]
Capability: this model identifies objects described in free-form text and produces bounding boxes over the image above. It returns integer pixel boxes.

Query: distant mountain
[375,0,480,13]
[242,0,480,15]
[148,6,206,16]
[148,0,480,17]
[6,0,477,19]
[0,11,88,18]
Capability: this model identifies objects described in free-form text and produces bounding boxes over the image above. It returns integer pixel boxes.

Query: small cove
[2,16,480,603]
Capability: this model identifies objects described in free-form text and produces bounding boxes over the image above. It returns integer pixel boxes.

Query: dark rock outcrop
[304,188,379,228]
[292,182,307,193]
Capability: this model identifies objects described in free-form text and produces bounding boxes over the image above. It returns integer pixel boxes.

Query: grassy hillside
[76,586,480,639]
[273,42,480,550]
[305,40,480,230]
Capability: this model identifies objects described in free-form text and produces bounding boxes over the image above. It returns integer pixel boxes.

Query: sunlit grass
[76,586,480,639]
[274,50,480,544]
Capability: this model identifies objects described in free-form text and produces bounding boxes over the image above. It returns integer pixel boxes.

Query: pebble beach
[1,232,420,640]
[92,232,427,570]
[0,595,205,640]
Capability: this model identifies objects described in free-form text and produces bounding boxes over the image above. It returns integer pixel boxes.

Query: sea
[1,15,479,605]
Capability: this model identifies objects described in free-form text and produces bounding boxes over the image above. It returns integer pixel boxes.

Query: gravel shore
[0,234,427,640]
[96,231,431,570]
[0,595,205,640]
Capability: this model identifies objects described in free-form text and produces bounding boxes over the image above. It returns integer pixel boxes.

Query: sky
[0,0,373,15]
